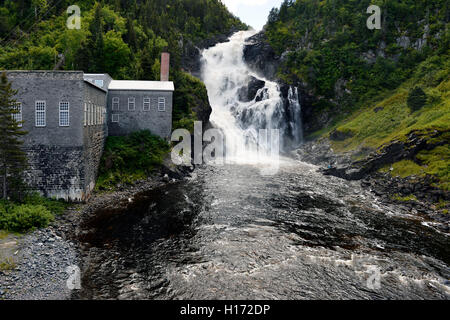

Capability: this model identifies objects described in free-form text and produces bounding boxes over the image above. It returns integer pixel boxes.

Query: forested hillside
[257,0,449,193]
[0,0,246,129]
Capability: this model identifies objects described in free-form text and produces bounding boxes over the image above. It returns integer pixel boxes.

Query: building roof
[84,80,108,93]
[108,80,175,91]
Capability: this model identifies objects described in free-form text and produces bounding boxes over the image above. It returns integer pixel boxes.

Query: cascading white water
[201,30,303,163]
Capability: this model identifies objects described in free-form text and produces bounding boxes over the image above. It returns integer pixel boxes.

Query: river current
[75,32,449,300]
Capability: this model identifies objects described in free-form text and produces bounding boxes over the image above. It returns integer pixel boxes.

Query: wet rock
[237,77,265,102]
[243,32,280,81]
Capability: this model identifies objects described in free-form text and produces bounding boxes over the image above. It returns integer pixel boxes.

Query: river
[74,31,450,300]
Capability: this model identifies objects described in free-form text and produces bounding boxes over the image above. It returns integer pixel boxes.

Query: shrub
[96,130,170,190]
[0,204,54,232]
[407,87,427,111]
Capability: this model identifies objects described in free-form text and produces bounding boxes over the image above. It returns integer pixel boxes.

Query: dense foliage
[0,193,66,232]
[407,86,427,111]
[265,0,449,192]
[0,0,245,128]
[96,130,170,190]
[266,0,449,108]
[0,72,28,199]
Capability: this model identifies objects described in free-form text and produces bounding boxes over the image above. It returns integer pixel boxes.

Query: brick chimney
[160,52,170,81]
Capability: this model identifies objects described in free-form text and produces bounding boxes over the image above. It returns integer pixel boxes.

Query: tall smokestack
[160,52,170,81]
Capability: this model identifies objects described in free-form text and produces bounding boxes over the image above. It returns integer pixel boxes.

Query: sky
[222,0,284,31]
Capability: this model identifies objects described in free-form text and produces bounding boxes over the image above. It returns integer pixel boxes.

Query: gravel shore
[0,164,191,300]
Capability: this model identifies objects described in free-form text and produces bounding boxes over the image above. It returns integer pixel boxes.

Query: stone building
[3,54,174,201]
[107,80,174,138]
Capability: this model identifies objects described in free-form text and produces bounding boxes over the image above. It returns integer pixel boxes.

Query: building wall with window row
[107,90,173,139]
[4,70,174,202]
[5,71,107,201]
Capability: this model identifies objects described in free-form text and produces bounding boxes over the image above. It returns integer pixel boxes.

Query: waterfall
[287,86,304,145]
[201,31,303,164]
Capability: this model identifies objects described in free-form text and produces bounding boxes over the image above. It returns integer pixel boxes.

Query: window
[35,101,46,127]
[143,97,151,111]
[94,79,104,87]
[59,102,70,127]
[112,114,119,123]
[90,103,94,126]
[128,97,135,111]
[12,102,22,127]
[84,103,87,126]
[112,97,119,111]
[158,97,166,112]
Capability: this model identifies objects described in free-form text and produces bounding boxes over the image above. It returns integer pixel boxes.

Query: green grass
[96,130,170,191]
[317,55,450,191]
[0,256,16,271]
[328,54,449,152]
[380,160,426,178]
[0,230,10,240]
[391,194,419,202]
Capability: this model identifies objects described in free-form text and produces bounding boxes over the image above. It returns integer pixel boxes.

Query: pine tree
[0,72,28,199]
[87,3,104,73]
[407,86,427,112]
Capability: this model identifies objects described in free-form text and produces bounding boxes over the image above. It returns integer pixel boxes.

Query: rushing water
[77,164,449,300]
[75,32,450,300]
[201,30,303,160]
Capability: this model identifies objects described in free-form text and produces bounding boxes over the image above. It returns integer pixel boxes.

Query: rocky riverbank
[0,160,194,300]
[294,137,449,233]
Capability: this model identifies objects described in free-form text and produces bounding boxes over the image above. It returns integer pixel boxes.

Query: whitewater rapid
[200,31,303,164]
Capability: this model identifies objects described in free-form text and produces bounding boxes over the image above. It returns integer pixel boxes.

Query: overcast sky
[222,0,284,31]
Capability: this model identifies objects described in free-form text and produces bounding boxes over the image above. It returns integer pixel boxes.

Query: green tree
[407,86,427,111]
[0,72,28,199]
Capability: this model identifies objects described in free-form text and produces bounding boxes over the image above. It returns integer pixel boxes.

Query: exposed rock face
[295,131,449,226]
[320,130,446,180]
[243,32,280,81]
[237,76,265,102]
[191,93,212,129]
[181,27,242,78]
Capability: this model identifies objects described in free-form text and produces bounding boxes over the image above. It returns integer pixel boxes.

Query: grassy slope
[327,54,449,190]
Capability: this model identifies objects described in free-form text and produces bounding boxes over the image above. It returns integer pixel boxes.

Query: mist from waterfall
[201,30,303,164]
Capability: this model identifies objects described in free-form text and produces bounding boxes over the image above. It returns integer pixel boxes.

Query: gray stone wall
[83,83,108,197]
[24,146,85,201]
[6,71,85,147]
[5,71,107,201]
[107,90,173,139]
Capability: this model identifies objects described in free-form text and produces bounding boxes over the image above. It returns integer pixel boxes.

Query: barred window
[128,97,135,111]
[112,114,119,123]
[143,97,151,111]
[35,101,46,127]
[12,102,22,127]
[59,101,70,127]
[158,97,166,112]
[112,97,119,111]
